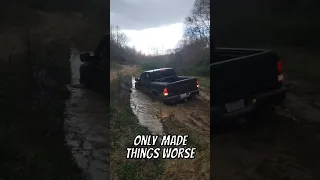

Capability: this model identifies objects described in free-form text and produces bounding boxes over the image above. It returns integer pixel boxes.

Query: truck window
[140,73,146,80]
[152,69,176,80]
[141,72,151,82]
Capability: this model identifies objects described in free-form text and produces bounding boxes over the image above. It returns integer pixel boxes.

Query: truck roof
[144,68,173,73]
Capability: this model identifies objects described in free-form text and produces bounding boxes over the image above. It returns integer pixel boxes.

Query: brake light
[277,60,284,82]
[277,60,283,74]
[196,80,199,88]
[163,88,168,96]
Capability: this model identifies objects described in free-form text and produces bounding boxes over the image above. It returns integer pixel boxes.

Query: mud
[130,76,210,136]
[65,49,109,180]
[212,79,320,180]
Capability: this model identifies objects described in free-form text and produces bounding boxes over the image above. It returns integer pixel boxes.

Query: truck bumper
[163,89,199,103]
[211,87,286,121]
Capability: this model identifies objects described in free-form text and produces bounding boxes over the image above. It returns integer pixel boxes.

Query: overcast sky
[110,0,195,54]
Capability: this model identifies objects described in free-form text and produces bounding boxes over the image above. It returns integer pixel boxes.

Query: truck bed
[211,48,281,107]
[212,48,267,63]
[152,76,198,96]
[153,76,192,83]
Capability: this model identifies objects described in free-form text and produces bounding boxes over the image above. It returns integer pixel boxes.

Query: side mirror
[135,78,140,81]
[80,52,91,62]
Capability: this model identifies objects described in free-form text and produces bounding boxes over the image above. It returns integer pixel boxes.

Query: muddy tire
[277,92,286,105]
[135,84,140,90]
[80,76,92,88]
[163,101,174,106]
[151,91,160,101]
[187,94,196,101]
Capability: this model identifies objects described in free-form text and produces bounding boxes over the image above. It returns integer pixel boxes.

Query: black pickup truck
[79,34,108,97]
[211,48,286,122]
[135,68,199,104]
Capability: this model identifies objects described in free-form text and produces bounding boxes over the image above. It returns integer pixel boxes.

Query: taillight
[277,60,283,74]
[277,60,284,82]
[196,80,199,88]
[163,88,168,96]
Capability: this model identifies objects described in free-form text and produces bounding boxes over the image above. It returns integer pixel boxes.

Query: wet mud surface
[130,77,210,136]
[65,50,109,180]
[212,79,320,180]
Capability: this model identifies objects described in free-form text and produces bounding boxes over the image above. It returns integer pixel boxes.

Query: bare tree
[184,0,210,48]
[110,25,130,47]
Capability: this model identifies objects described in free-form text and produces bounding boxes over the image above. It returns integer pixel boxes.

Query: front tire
[79,75,91,88]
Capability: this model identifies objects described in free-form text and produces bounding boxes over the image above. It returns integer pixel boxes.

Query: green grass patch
[110,75,164,180]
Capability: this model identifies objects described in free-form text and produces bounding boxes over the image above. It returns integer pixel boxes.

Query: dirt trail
[65,49,109,180]
[111,65,210,136]
[212,79,320,180]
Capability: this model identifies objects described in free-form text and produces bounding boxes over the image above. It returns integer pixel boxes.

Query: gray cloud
[110,0,195,30]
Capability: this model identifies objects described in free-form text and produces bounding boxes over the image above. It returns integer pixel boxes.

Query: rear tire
[163,101,173,105]
[187,94,196,101]
[151,91,160,101]
[277,92,286,105]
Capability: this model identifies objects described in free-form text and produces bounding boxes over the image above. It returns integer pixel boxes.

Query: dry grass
[161,116,210,180]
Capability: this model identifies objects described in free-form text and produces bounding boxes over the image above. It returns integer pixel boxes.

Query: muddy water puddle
[64,49,109,180]
[130,77,210,135]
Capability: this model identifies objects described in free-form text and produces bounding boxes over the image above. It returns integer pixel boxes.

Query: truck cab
[79,34,109,97]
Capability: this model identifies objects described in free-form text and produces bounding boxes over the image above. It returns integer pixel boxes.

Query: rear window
[152,69,176,80]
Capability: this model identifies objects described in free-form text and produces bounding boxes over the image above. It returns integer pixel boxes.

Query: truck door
[141,72,151,93]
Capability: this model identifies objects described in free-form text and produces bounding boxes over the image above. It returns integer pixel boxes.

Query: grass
[0,39,85,179]
[111,62,123,71]
[110,75,164,180]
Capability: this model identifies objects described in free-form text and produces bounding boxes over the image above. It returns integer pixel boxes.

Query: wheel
[151,91,160,101]
[187,94,196,101]
[135,83,140,90]
[79,75,92,88]
[79,63,93,88]
[163,101,173,105]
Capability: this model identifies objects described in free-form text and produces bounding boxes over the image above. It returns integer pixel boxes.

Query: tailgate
[167,78,198,95]
[211,51,280,106]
